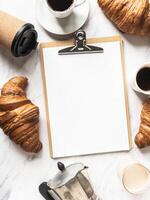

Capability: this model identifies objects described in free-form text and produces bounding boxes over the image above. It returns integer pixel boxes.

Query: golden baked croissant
[135,101,150,148]
[0,77,42,153]
[98,0,150,36]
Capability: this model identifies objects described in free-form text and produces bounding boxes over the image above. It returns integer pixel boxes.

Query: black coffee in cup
[47,0,73,11]
[136,67,150,91]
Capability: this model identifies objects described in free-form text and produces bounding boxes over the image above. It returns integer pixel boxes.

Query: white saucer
[36,0,89,37]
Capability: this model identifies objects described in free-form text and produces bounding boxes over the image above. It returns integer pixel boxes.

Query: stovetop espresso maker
[39,162,99,200]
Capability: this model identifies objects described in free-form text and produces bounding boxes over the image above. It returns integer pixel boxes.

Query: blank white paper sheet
[41,37,131,158]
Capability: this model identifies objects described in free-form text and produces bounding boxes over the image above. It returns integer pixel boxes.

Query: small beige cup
[118,157,150,195]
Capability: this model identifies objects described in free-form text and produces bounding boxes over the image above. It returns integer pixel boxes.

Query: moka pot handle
[39,182,55,200]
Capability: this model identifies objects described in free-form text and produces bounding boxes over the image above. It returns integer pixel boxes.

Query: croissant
[98,0,150,36]
[135,101,150,148]
[0,76,42,153]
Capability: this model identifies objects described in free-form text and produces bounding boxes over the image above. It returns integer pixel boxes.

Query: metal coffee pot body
[39,162,97,200]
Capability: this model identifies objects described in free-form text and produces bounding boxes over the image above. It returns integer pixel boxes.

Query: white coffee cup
[45,0,86,18]
[118,157,150,195]
[131,64,150,96]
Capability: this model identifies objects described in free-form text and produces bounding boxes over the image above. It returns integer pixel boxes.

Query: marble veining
[1,0,150,200]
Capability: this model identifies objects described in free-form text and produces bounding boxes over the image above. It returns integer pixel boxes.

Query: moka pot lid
[47,162,87,189]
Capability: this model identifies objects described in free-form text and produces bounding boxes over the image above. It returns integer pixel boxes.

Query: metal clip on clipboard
[58,30,104,55]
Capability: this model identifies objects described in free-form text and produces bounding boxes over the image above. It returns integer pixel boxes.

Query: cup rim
[122,163,150,195]
[45,0,74,14]
[134,64,150,95]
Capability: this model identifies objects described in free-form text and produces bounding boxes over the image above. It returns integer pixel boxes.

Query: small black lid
[11,23,38,57]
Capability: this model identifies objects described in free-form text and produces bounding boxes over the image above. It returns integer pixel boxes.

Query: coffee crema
[136,67,150,91]
[47,0,73,11]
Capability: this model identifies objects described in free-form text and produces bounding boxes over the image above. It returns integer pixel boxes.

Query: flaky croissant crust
[98,0,150,36]
[0,77,42,153]
[135,101,150,148]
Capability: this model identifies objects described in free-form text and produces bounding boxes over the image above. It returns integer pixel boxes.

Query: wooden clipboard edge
[40,35,121,49]
[120,41,132,150]
[40,43,54,158]
[39,35,132,158]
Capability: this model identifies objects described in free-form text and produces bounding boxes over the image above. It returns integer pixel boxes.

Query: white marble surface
[1,0,150,200]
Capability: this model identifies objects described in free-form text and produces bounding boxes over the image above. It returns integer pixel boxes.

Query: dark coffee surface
[47,0,73,11]
[136,67,150,91]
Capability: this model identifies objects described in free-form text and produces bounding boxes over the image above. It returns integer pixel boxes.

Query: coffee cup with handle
[45,0,86,18]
